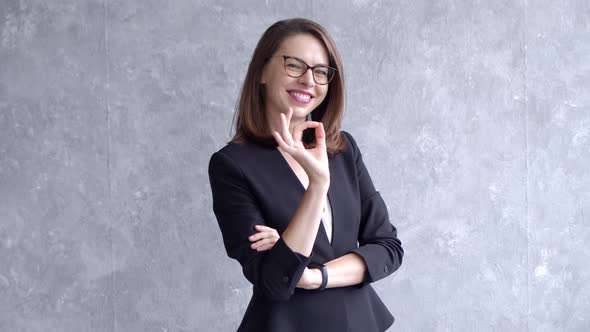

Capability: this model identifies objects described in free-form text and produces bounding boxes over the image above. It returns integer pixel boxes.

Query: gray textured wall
[1,0,589,331]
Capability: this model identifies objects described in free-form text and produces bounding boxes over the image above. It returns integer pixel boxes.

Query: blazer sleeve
[344,132,404,284]
[208,150,311,301]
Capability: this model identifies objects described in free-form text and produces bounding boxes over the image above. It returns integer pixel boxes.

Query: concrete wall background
[1,0,589,331]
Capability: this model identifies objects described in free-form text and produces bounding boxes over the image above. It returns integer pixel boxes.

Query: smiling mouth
[288,90,313,104]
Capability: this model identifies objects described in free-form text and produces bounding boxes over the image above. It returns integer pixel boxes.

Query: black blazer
[209,131,403,332]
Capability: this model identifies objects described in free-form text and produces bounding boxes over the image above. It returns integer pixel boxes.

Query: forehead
[275,33,329,65]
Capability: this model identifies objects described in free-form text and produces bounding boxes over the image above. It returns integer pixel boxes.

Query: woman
[208,18,403,332]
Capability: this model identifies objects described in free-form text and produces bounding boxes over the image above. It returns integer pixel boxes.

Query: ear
[260,64,269,84]
[260,71,267,84]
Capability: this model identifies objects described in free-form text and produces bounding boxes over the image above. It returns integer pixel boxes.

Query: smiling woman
[208,18,403,332]
[231,19,346,154]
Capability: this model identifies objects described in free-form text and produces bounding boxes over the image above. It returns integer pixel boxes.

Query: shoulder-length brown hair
[231,18,346,154]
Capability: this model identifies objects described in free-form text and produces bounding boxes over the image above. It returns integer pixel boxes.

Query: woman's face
[261,33,330,122]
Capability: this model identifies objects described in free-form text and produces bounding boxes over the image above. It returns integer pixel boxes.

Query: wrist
[310,268,323,289]
[307,180,330,193]
[298,267,320,290]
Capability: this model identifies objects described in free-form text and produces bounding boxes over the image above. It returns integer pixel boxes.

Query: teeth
[290,92,311,100]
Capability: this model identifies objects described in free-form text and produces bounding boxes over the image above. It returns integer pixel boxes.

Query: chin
[291,107,312,119]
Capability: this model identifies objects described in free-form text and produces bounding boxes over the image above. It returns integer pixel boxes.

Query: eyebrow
[288,55,329,67]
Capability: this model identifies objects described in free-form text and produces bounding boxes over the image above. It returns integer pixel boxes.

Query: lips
[287,90,314,104]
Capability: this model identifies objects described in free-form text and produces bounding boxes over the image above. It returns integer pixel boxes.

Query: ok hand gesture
[272,108,330,187]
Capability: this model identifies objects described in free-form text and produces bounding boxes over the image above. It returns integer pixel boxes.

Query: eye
[287,63,303,70]
[314,68,329,77]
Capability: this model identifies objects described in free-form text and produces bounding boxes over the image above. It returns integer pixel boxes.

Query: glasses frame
[273,55,337,85]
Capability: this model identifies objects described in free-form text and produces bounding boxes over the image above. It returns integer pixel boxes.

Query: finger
[250,231,269,242]
[252,237,278,248]
[280,113,294,146]
[249,229,279,242]
[286,107,293,126]
[273,130,288,148]
[315,122,326,149]
[273,130,294,153]
[249,233,259,242]
[254,225,273,231]
[251,238,277,250]
[249,232,267,242]
[254,225,278,233]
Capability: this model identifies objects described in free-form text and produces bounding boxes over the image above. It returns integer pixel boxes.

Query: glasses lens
[313,66,332,84]
[284,57,306,77]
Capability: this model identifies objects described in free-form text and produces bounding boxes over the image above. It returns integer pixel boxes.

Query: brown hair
[231,18,346,154]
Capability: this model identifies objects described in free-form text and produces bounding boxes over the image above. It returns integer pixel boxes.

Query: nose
[298,68,315,86]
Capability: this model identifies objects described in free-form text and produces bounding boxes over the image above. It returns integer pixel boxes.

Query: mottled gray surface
[1,0,588,331]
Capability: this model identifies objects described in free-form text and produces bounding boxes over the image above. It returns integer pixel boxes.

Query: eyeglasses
[274,55,337,85]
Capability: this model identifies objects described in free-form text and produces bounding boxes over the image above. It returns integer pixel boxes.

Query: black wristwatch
[308,263,328,290]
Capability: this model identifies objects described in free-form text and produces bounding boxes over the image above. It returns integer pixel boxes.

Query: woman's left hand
[249,225,280,251]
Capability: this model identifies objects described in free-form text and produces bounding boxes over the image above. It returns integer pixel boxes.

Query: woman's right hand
[272,108,330,187]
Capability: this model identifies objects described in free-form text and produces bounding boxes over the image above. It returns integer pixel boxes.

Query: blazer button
[282,276,290,283]
[384,266,389,273]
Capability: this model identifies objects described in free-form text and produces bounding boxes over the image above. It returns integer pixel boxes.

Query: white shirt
[322,196,333,243]
[299,181,333,243]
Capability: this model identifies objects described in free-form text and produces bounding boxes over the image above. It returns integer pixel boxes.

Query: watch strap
[309,263,328,290]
